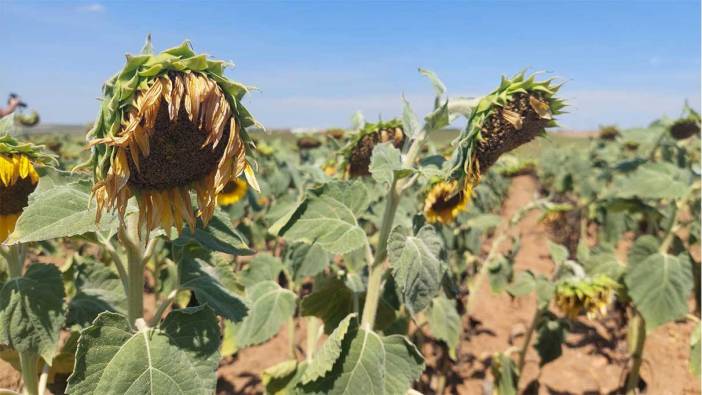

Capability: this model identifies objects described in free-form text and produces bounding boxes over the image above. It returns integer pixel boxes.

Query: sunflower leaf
[179,257,248,323]
[0,263,65,363]
[7,177,119,244]
[276,195,368,255]
[235,281,297,348]
[427,295,460,359]
[625,252,694,331]
[388,225,445,315]
[66,307,220,395]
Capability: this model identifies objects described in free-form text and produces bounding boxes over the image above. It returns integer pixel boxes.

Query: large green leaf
[278,196,368,255]
[179,257,248,322]
[239,253,285,287]
[625,252,693,330]
[388,225,445,315]
[236,281,296,348]
[548,241,569,265]
[312,181,371,217]
[67,262,125,327]
[427,295,460,359]
[7,179,118,244]
[612,163,690,200]
[288,242,330,281]
[176,208,253,256]
[301,329,424,395]
[66,307,220,395]
[0,263,65,362]
[301,278,356,334]
[301,314,356,384]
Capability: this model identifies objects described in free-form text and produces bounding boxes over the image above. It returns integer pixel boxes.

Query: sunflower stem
[360,128,426,331]
[624,311,647,395]
[516,307,544,380]
[18,351,39,395]
[121,215,147,329]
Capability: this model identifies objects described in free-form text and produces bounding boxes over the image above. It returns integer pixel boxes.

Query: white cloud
[76,3,105,13]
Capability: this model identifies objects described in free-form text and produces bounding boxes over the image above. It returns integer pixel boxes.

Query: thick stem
[121,216,147,329]
[18,352,39,395]
[306,317,322,362]
[6,244,25,278]
[359,129,427,330]
[625,312,647,395]
[517,307,543,377]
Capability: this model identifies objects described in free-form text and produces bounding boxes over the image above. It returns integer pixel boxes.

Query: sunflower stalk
[360,132,425,330]
[120,214,149,328]
[624,311,646,395]
[4,244,39,395]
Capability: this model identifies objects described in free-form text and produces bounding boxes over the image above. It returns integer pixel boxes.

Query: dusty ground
[0,175,698,395]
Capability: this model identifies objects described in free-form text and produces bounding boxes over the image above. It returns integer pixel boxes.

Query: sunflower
[447,72,565,195]
[423,180,472,224]
[84,40,260,234]
[670,103,700,140]
[341,119,406,177]
[554,275,618,320]
[217,178,248,206]
[0,135,54,242]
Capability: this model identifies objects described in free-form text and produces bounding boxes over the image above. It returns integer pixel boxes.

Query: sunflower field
[0,39,699,395]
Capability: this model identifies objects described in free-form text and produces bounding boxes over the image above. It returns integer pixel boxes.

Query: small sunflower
[554,275,618,320]
[0,135,54,242]
[598,125,620,140]
[15,111,40,128]
[423,180,471,224]
[84,39,260,234]
[447,72,564,195]
[217,178,248,206]
[341,119,406,177]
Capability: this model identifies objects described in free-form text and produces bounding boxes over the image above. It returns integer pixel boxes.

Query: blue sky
[0,1,699,130]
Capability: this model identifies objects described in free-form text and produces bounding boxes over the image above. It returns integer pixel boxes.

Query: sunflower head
[325,128,346,140]
[217,178,248,206]
[296,136,322,150]
[598,125,620,140]
[423,180,472,224]
[447,72,564,193]
[554,274,618,320]
[670,103,700,140]
[341,119,406,177]
[84,39,260,234]
[0,135,55,242]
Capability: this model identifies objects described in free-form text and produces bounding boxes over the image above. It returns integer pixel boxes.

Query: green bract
[448,71,565,187]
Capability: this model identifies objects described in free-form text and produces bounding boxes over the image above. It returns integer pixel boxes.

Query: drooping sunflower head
[554,274,618,320]
[341,119,406,177]
[670,103,700,140]
[0,135,55,242]
[423,180,472,224]
[447,72,564,194]
[217,178,248,207]
[85,39,260,234]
